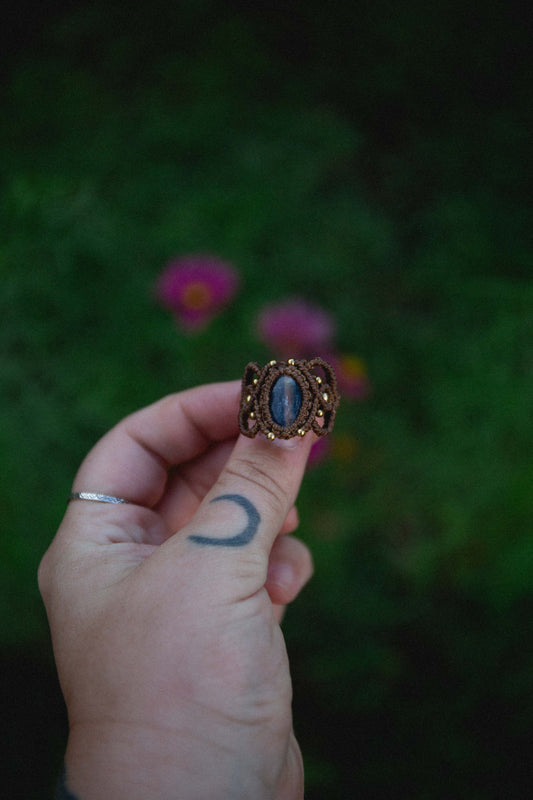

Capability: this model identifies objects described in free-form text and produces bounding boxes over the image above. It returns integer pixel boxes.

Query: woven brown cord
[238,358,340,440]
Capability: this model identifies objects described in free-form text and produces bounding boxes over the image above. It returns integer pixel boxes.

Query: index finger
[71,381,241,508]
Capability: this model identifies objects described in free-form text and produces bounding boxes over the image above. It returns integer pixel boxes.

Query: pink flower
[331,354,371,400]
[307,436,332,469]
[256,299,336,358]
[155,254,239,331]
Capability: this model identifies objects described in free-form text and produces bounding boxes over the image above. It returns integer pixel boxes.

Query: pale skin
[38,380,315,799]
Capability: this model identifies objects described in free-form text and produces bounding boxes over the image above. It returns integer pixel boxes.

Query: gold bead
[322,392,329,402]
[249,412,255,419]
[317,409,324,417]
[253,378,258,385]
[267,432,276,441]
[316,376,322,385]
[269,360,277,366]
[246,394,252,403]
[288,358,295,365]
[297,429,306,437]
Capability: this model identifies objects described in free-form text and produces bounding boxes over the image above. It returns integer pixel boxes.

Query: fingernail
[271,435,309,451]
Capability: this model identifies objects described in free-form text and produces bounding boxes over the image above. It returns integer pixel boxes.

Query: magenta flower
[156,254,239,331]
[307,436,332,469]
[256,299,336,358]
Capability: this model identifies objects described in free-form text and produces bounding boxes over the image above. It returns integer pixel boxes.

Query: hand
[38,381,315,799]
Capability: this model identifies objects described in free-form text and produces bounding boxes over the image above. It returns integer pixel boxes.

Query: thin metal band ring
[68,492,131,505]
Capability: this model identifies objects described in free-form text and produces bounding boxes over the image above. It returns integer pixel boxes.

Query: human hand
[38,381,315,799]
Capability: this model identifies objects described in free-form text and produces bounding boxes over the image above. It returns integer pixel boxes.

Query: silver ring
[68,492,131,505]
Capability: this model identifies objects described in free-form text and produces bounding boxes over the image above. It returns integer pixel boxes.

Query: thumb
[180,432,315,574]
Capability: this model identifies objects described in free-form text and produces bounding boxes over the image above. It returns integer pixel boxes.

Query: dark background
[1,1,532,797]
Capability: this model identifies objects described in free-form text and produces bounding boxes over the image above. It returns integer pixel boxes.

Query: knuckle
[37,551,50,596]
[37,545,58,600]
[223,457,288,513]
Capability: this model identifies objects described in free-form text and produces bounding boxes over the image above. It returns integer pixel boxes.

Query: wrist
[65,721,179,800]
[64,720,294,800]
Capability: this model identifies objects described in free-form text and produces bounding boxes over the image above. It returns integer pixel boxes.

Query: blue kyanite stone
[269,375,302,427]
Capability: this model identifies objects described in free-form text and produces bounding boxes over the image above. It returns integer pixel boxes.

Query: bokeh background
[2,1,532,797]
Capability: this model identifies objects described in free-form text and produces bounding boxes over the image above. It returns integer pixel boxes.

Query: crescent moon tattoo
[187,494,261,547]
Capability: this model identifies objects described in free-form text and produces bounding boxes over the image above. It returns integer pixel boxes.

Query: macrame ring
[238,357,340,441]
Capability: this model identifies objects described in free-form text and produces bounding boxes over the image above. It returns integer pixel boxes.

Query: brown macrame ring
[238,358,340,440]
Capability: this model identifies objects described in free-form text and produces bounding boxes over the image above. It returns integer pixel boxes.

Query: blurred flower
[331,354,371,400]
[332,432,358,463]
[307,435,332,469]
[156,254,239,331]
[256,299,336,358]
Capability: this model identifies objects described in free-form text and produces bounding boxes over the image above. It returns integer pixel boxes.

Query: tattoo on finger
[187,494,260,547]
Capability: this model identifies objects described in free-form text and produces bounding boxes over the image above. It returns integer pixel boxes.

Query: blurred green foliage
[1,1,532,797]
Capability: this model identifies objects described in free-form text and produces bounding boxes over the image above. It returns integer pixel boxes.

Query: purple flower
[156,254,239,331]
[256,299,336,358]
[307,436,332,469]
